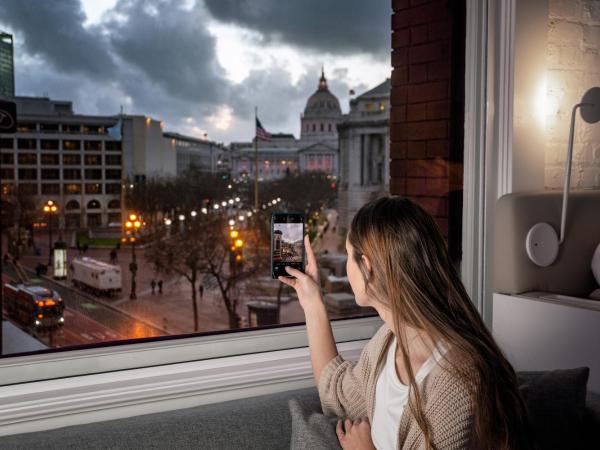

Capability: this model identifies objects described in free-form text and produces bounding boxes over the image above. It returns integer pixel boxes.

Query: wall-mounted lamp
[526,86,600,267]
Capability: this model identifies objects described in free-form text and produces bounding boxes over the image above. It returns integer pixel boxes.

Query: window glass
[1,153,14,164]
[0,1,427,360]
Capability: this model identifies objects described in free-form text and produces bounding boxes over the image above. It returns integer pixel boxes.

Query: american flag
[255,117,272,141]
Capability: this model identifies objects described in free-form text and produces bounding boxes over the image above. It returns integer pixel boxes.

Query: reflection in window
[84,140,102,151]
[62,154,81,165]
[84,154,102,165]
[1,153,14,164]
[85,183,102,194]
[41,139,59,150]
[17,138,36,150]
[64,183,81,194]
[41,169,60,180]
[87,199,101,209]
[41,183,60,194]
[63,140,81,151]
[41,154,60,165]
[18,153,37,165]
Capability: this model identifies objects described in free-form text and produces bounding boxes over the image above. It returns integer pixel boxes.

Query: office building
[0,31,15,97]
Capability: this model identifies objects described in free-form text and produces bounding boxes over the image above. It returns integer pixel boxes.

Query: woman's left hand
[336,418,376,450]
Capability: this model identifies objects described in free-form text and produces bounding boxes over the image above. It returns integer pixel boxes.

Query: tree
[145,213,269,331]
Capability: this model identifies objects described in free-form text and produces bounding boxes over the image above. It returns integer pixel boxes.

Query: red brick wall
[390,0,465,261]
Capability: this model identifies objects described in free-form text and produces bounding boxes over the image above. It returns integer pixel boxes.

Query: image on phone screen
[271,213,305,278]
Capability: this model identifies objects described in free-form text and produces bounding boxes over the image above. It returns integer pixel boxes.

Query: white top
[371,337,447,450]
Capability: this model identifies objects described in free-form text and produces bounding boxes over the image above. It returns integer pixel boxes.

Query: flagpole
[254,106,258,210]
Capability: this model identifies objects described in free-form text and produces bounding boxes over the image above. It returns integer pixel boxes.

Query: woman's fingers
[336,420,345,443]
[304,234,317,268]
[277,276,296,288]
[284,266,306,279]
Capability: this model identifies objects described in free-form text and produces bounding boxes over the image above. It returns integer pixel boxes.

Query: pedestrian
[110,249,117,264]
[76,241,82,255]
[83,243,89,254]
[151,279,156,295]
[199,283,204,300]
[158,279,163,294]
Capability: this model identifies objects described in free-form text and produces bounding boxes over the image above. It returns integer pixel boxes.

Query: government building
[229,70,341,181]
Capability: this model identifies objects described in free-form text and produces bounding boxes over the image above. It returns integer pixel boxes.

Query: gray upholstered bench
[0,384,598,449]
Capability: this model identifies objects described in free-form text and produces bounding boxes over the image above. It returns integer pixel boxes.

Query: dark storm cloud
[204,0,391,58]
[0,0,115,78]
[105,0,230,105]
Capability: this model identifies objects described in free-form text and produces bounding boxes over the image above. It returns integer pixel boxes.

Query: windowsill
[0,338,367,437]
[0,316,382,385]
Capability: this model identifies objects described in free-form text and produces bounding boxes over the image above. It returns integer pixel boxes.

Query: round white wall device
[525,222,559,267]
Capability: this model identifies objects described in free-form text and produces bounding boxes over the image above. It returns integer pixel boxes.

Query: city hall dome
[303,69,342,118]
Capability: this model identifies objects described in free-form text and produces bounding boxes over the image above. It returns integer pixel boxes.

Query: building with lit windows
[0,97,123,229]
[0,31,15,97]
[337,79,390,233]
[228,70,341,181]
[164,132,227,176]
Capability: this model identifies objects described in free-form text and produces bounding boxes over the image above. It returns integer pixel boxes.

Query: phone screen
[271,213,305,278]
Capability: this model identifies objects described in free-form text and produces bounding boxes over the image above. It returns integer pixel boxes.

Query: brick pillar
[390,0,465,262]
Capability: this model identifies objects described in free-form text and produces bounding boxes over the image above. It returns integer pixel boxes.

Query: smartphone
[271,212,305,278]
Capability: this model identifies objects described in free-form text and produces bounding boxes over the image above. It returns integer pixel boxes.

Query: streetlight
[43,200,58,266]
[125,213,143,300]
[191,210,197,217]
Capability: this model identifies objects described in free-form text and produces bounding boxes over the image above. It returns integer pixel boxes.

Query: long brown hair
[348,196,532,449]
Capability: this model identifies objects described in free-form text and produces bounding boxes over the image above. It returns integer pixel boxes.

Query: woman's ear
[361,254,372,279]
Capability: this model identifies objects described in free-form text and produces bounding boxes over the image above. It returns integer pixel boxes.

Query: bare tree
[145,213,268,331]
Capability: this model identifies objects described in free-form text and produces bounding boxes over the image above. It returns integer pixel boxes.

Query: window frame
[0,1,499,388]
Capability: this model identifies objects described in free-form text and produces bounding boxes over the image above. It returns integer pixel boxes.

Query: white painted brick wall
[545,0,600,189]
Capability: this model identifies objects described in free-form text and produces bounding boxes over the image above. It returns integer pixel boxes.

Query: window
[41,183,60,194]
[0,168,14,179]
[0,2,407,383]
[1,153,14,164]
[105,183,121,194]
[41,154,60,165]
[40,123,59,133]
[65,199,80,210]
[41,139,59,150]
[64,183,81,194]
[105,169,121,179]
[83,124,105,134]
[16,122,36,133]
[84,154,102,165]
[63,168,81,179]
[105,141,121,151]
[84,140,102,151]
[85,183,102,194]
[0,138,13,149]
[62,154,81,165]
[63,124,81,134]
[1,183,14,195]
[63,140,81,151]
[41,169,60,180]
[87,199,101,209]
[17,138,36,150]
[105,154,121,165]
[18,153,37,165]
[85,169,102,180]
[18,183,38,195]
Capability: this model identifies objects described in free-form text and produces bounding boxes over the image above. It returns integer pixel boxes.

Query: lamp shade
[580,86,600,124]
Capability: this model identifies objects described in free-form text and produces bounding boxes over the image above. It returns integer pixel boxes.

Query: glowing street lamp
[43,200,58,266]
[125,212,143,300]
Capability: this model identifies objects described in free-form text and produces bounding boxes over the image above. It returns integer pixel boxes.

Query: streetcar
[3,282,65,329]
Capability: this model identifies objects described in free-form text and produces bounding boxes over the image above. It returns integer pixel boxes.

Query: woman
[279,197,532,450]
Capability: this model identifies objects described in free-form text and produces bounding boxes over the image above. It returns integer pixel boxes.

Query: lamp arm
[559,103,582,244]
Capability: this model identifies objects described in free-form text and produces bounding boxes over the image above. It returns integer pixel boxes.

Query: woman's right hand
[278,234,324,316]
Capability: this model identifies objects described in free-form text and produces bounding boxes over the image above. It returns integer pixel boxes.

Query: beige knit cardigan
[318,324,478,449]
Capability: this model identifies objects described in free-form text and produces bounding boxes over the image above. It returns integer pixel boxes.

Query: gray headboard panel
[493,190,600,296]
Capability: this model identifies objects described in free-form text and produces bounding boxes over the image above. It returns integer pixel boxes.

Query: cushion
[289,398,341,450]
[518,367,590,450]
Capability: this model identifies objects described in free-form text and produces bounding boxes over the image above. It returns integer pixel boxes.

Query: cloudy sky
[0,0,391,143]
[274,222,303,243]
